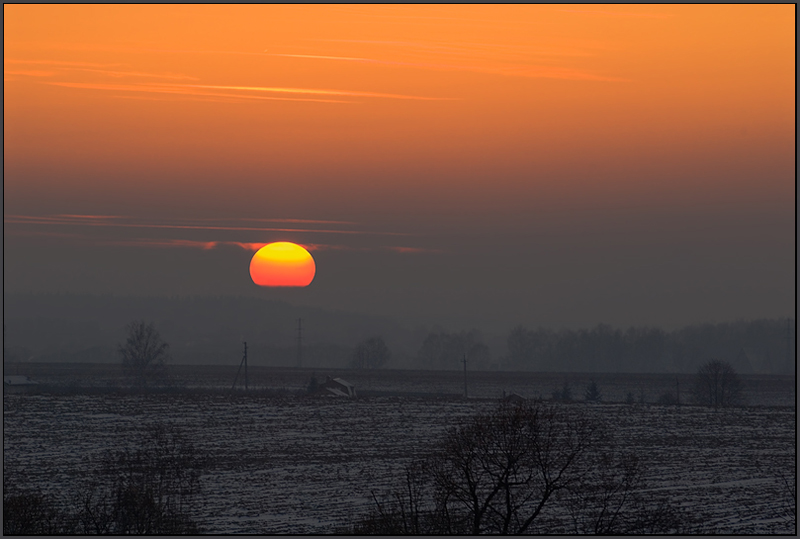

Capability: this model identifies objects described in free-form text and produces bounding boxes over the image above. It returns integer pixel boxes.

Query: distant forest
[3,294,795,374]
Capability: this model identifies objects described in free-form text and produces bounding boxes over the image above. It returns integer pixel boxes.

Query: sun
[250,242,316,287]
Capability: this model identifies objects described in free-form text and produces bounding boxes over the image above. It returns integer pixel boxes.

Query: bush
[5,423,203,535]
[656,392,677,406]
[85,423,202,534]
[3,489,74,535]
[584,380,602,402]
[691,359,744,408]
[551,381,573,402]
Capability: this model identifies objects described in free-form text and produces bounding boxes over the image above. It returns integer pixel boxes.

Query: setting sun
[249,242,316,287]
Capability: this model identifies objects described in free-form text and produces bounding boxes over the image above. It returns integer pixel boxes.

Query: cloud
[4,59,197,81]
[385,246,445,254]
[4,59,124,68]
[70,68,199,80]
[556,9,672,19]
[195,216,359,226]
[3,69,55,77]
[56,214,126,220]
[266,51,626,82]
[5,218,444,257]
[47,81,355,104]
[172,83,454,101]
[4,214,411,237]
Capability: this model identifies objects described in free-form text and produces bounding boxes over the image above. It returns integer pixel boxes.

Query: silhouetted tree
[691,359,743,408]
[656,392,677,406]
[118,321,169,384]
[552,381,573,402]
[584,380,602,402]
[76,423,202,534]
[348,402,684,534]
[351,336,391,369]
[3,488,74,535]
[307,374,319,393]
[417,330,487,370]
[430,403,600,534]
[559,451,683,534]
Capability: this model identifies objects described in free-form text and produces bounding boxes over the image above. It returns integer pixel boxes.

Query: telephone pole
[231,341,248,392]
[463,353,468,399]
[297,318,303,369]
[787,318,792,373]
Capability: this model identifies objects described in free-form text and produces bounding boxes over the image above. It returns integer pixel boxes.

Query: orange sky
[3,5,795,329]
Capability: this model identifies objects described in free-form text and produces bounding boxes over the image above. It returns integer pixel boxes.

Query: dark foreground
[3,364,796,533]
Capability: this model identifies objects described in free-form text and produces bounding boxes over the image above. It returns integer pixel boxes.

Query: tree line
[404,318,793,373]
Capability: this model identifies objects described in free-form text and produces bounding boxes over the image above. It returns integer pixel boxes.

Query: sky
[3,4,795,333]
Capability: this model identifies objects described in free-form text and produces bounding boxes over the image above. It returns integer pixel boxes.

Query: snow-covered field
[3,366,796,534]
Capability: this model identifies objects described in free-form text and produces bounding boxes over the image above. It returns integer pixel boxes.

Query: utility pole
[297,318,303,369]
[676,377,680,407]
[463,353,468,399]
[231,341,248,392]
[787,318,792,373]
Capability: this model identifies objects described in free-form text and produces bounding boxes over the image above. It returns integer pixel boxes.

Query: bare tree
[349,402,685,535]
[560,451,685,534]
[118,321,169,384]
[691,359,743,408]
[351,336,391,370]
[584,380,602,402]
[428,402,600,534]
[76,423,202,535]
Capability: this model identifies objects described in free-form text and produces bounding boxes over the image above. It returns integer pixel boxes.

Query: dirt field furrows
[4,387,795,534]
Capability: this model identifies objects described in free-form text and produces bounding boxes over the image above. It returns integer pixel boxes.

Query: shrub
[656,392,677,406]
[584,380,602,402]
[691,359,744,408]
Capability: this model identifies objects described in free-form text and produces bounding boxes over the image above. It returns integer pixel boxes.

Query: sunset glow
[3,5,794,330]
[249,242,316,287]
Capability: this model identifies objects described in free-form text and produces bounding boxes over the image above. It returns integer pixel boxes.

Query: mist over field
[3,293,795,375]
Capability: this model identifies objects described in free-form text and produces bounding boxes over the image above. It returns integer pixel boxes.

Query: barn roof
[4,375,39,386]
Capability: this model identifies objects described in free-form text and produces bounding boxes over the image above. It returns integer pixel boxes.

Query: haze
[4,5,795,333]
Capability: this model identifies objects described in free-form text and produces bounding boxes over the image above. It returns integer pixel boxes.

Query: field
[3,364,796,534]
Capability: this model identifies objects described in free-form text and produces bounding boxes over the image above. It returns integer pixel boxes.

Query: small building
[502,391,526,403]
[318,376,357,398]
[4,375,39,394]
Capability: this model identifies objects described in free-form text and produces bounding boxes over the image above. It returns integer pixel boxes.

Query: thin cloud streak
[47,82,355,104]
[4,59,124,68]
[5,58,196,80]
[189,216,360,226]
[70,68,198,80]
[56,214,126,220]
[385,246,446,254]
[177,83,453,101]
[556,9,672,19]
[4,70,55,77]
[6,231,439,256]
[15,214,358,226]
[266,51,626,82]
[4,215,411,237]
